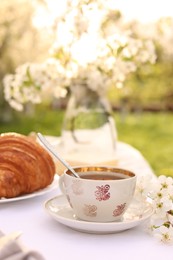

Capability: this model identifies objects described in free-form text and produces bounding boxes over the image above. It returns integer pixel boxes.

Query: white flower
[3,0,157,111]
[135,174,173,244]
[168,187,173,202]
[8,99,23,111]
[153,196,172,219]
[150,184,169,201]
[135,174,155,201]
[3,60,67,111]
[158,175,173,189]
[155,225,173,244]
[48,0,156,97]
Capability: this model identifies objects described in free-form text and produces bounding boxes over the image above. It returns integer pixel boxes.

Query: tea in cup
[59,166,136,222]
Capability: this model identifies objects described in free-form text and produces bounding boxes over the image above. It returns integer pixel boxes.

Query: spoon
[37,133,80,178]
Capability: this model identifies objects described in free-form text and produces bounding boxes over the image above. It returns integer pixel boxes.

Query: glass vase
[59,87,117,164]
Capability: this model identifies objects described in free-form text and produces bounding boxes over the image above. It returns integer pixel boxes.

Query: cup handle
[58,174,66,195]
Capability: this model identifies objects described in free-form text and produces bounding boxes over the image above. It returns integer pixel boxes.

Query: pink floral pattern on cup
[113,203,126,217]
[95,184,110,201]
[72,180,83,195]
[83,204,97,217]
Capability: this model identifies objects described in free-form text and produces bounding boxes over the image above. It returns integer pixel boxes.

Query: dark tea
[78,171,129,180]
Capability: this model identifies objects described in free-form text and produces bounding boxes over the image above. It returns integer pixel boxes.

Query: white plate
[0,175,59,203]
[44,195,154,234]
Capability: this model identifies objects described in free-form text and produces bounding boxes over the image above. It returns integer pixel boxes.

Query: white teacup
[59,166,136,222]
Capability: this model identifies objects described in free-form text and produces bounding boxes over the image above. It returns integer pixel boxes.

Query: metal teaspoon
[37,133,80,178]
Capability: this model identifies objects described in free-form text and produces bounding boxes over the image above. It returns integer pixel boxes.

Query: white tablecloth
[43,136,156,177]
[1,140,171,260]
[1,189,173,260]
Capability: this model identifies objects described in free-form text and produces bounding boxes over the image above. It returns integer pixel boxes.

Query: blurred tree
[108,17,173,112]
[0,0,173,122]
[0,0,53,121]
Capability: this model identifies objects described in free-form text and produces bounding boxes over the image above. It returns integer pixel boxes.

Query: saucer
[44,195,154,234]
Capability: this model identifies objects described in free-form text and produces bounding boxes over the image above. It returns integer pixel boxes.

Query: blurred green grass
[0,107,173,176]
[115,112,173,176]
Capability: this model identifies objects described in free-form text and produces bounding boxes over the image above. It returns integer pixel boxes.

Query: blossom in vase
[3,59,67,111]
[3,0,157,111]
[49,0,157,95]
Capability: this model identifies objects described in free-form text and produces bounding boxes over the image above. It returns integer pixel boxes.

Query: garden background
[0,0,173,176]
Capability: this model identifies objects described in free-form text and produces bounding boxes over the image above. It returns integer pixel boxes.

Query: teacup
[59,166,136,222]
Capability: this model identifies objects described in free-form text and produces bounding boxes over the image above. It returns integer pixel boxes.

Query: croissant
[0,133,56,198]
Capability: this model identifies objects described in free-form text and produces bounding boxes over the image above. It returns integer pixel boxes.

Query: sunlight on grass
[0,108,172,177]
[115,112,173,176]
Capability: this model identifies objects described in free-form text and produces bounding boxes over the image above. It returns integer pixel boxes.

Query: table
[1,140,172,260]
[43,136,156,178]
